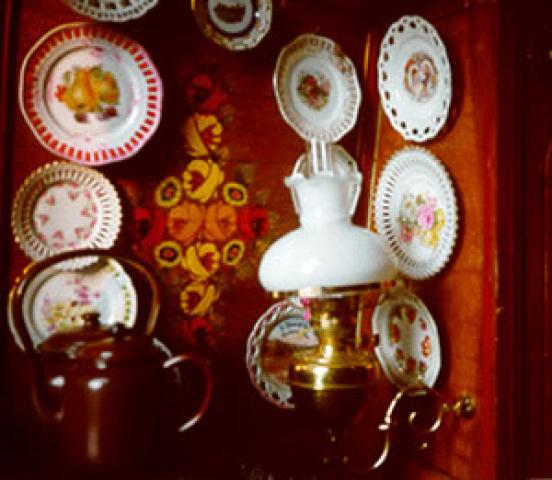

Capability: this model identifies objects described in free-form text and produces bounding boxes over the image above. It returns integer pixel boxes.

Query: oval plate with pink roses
[371,287,441,389]
[374,147,457,279]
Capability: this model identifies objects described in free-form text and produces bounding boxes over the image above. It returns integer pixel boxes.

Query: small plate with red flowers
[371,287,441,389]
[274,34,361,142]
[19,22,162,165]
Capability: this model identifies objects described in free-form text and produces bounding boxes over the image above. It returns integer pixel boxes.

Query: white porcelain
[378,15,452,142]
[274,34,361,142]
[191,0,272,51]
[9,257,137,350]
[259,148,396,293]
[374,147,457,279]
[19,23,162,165]
[11,161,122,262]
[63,0,158,22]
[372,287,441,388]
[246,298,313,409]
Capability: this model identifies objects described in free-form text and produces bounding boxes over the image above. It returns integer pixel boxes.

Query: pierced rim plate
[19,23,162,165]
[10,257,137,350]
[191,0,272,51]
[378,15,452,142]
[274,34,361,142]
[374,147,457,279]
[11,162,122,262]
[62,0,158,22]
[245,298,318,409]
[371,287,441,388]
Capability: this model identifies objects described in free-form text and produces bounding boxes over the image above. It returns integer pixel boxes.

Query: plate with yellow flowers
[374,147,457,279]
[19,22,162,165]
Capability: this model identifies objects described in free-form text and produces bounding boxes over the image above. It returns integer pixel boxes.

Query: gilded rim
[11,161,122,261]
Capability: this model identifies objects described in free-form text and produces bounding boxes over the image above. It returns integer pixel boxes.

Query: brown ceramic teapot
[8,250,212,474]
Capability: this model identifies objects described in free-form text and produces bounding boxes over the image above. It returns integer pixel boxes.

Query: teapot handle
[163,353,213,432]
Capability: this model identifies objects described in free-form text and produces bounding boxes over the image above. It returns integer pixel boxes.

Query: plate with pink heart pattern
[11,161,122,261]
[371,287,441,388]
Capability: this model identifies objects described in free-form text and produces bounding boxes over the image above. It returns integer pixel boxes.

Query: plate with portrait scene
[378,15,452,142]
[191,0,272,51]
[274,34,361,142]
[9,257,137,350]
[11,161,122,263]
[246,298,318,409]
[19,22,162,165]
[374,147,457,279]
[62,0,159,22]
[371,287,441,389]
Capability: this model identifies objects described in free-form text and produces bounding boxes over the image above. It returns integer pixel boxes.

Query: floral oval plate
[19,23,162,165]
[274,34,362,142]
[371,287,441,388]
[374,147,457,279]
[378,15,452,142]
[9,257,137,350]
[246,298,318,409]
[62,0,158,22]
[11,162,122,261]
[191,0,272,51]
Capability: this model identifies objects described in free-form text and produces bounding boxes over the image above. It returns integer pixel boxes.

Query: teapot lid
[75,324,164,366]
[38,312,111,360]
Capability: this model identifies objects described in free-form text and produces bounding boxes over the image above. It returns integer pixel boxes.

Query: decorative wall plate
[11,162,122,261]
[374,147,457,279]
[12,257,137,349]
[62,0,158,22]
[191,0,272,51]
[274,34,361,142]
[371,287,441,388]
[245,298,317,409]
[19,23,162,165]
[378,15,452,142]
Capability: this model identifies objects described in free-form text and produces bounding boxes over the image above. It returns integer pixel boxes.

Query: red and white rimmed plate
[274,34,361,142]
[191,0,272,51]
[378,15,452,142]
[374,147,457,279]
[9,257,137,350]
[62,0,158,22]
[19,23,162,165]
[246,298,318,409]
[11,162,122,262]
[371,287,441,389]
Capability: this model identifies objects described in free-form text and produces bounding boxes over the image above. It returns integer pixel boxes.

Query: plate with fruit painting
[19,23,162,165]
[374,147,457,279]
[371,287,441,389]
[11,162,122,262]
[191,0,272,51]
[11,257,137,350]
[378,15,452,142]
[274,34,361,142]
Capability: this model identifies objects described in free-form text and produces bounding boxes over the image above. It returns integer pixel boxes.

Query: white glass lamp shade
[259,164,396,292]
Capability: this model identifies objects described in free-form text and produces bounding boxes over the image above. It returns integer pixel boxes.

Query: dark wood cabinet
[0,1,550,478]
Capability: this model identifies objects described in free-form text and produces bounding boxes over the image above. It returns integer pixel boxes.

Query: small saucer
[372,287,441,388]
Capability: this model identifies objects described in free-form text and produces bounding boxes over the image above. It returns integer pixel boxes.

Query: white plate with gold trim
[274,34,361,142]
[10,257,137,350]
[372,287,441,388]
[245,298,317,409]
[374,147,457,279]
[378,15,451,142]
[191,0,272,51]
[19,23,162,165]
[11,162,122,262]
